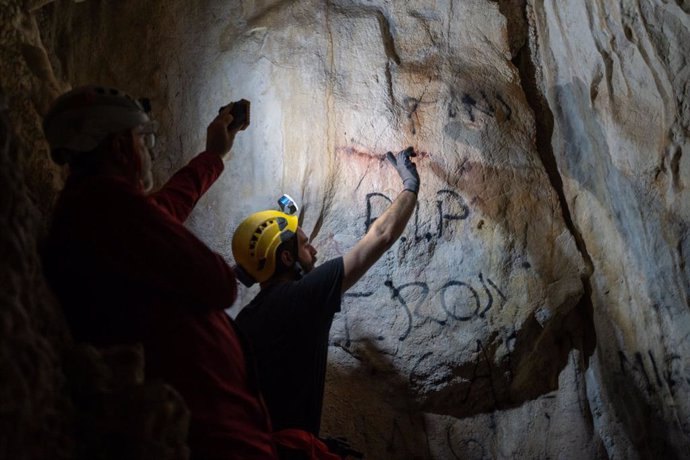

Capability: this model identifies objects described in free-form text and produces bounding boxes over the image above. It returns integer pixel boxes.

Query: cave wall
[1,3,191,459]
[529,0,690,457]
[1,0,688,459]
[1,2,72,459]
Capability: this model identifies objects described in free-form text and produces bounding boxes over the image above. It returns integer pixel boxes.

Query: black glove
[386,146,419,194]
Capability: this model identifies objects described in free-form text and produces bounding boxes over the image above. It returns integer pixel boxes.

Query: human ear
[111,133,132,163]
[280,249,294,268]
[109,132,141,181]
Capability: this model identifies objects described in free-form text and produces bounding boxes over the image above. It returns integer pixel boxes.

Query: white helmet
[43,85,154,164]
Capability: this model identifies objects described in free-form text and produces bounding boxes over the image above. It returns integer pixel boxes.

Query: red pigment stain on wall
[335,146,432,162]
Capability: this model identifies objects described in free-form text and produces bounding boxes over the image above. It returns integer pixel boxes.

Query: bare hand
[206,101,250,160]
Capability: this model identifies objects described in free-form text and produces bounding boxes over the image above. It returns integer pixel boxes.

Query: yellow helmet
[232,210,299,284]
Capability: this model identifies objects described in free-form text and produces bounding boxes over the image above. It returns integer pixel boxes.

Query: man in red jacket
[42,85,277,460]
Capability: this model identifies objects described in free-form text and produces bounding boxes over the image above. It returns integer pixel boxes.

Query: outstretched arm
[341,147,420,293]
[150,100,251,221]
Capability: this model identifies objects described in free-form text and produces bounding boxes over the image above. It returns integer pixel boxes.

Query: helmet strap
[293,261,304,279]
[234,264,257,287]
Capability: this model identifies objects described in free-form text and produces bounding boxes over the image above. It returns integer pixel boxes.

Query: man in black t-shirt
[232,147,420,437]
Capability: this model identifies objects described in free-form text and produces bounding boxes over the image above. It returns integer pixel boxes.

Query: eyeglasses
[136,121,158,149]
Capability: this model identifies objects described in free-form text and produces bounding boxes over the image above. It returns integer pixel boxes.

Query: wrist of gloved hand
[402,177,419,194]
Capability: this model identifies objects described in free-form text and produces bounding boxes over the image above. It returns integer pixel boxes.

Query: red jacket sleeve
[149,151,224,222]
[99,180,237,310]
[47,151,236,313]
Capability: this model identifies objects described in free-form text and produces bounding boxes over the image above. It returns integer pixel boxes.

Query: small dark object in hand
[219,99,250,130]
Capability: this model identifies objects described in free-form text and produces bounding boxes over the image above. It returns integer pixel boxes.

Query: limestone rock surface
[41,0,586,418]
[1,3,191,459]
[0,0,686,458]
[531,0,690,456]
[39,1,588,457]
[0,3,71,453]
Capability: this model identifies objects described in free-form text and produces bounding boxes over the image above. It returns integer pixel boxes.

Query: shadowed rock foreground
[1,1,688,458]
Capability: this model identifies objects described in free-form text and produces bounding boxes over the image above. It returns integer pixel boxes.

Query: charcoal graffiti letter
[365,193,393,233]
[440,280,479,321]
[436,190,470,237]
[384,280,415,341]
[618,351,654,394]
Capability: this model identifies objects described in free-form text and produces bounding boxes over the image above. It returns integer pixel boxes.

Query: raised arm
[341,147,420,293]
[150,100,251,221]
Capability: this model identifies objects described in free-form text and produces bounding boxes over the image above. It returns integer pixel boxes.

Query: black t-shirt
[236,257,345,435]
